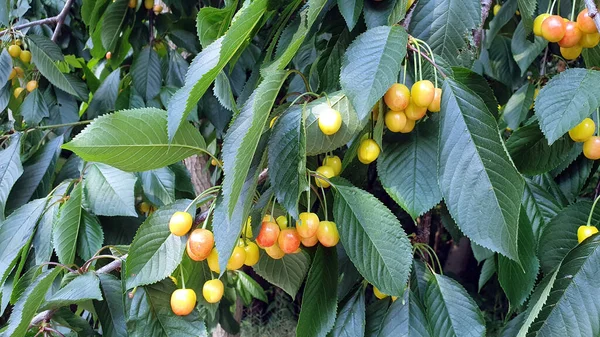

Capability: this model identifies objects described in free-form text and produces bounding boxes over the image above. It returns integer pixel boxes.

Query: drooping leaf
[33,201,58,264]
[478,258,496,292]
[236,270,267,303]
[337,0,363,30]
[332,177,413,296]
[377,290,431,337]
[487,35,520,87]
[83,162,137,217]
[332,287,365,337]
[378,114,441,218]
[0,134,23,218]
[0,49,12,84]
[131,47,162,102]
[101,0,129,51]
[196,2,236,48]
[522,177,564,241]
[503,83,535,130]
[451,67,499,118]
[365,294,390,337]
[20,89,49,125]
[317,25,352,93]
[340,25,408,120]
[125,200,192,289]
[297,246,338,337]
[515,268,560,337]
[53,183,84,266]
[140,168,176,207]
[253,250,311,298]
[511,20,547,76]
[42,272,103,309]
[87,68,120,119]
[439,78,524,262]
[485,0,518,47]
[555,154,594,203]
[516,0,536,33]
[63,108,206,172]
[95,274,128,337]
[534,68,600,144]
[77,210,104,261]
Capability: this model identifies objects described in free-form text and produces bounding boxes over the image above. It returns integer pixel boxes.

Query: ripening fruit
[577,225,599,243]
[315,165,335,188]
[411,80,435,108]
[577,9,598,34]
[13,87,24,98]
[144,0,153,9]
[323,155,342,176]
[203,279,224,304]
[558,21,583,48]
[318,107,343,135]
[26,80,37,92]
[186,228,214,261]
[265,242,285,259]
[580,32,600,48]
[129,0,137,8]
[19,50,31,63]
[153,4,163,13]
[169,211,193,236]
[428,88,442,112]
[493,4,501,16]
[541,15,566,42]
[316,221,340,247]
[8,45,21,58]
[569,118,595,142]
[373,286,388,299]
[301,235,318,247]
[256,221,280,247]
[276,215,288,229]
[400,119,416,133]
[405,100,427,120]
[385,110,407,132]
[227,246,246,270]
[244,242,260,266]
[263,214,275,223]
[171,289,196,316]
[583,136,600,160]
[560,46,582,60]
[106,51,112,60]
[357,138,380,164]
[207,248,220,273]
[8,68,16,80]
[384,83,411,111]
[139,202,151,213]
[296,212,320,238]
[534,13,552,36]
[278,228,301,254]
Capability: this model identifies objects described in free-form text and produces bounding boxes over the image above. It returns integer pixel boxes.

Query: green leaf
[3,268,61,337]
[83,162,137,217]
[332,178,413,296]
[54,183,84,265]
[0,49,12,84]
[268,104,308,218]
[363,0,407,28]
[196,2,236,48]
[332,287,365,337]
[297,246,338,337]
[0,134,23,218]
[125,200,192,289]
[503,83,535,130]
[439,78,524,262]
[365,295,391,337]
[20,89,49,125]
[77,210,104,261]
[409,0,480,66]
[377,290,431,337]
[516,0,536,33]
[95,274,128,337]
[485,0,518,47]
[222,70,287,217]
[316,26,352,93]
[0,198,46,288]
[340,25,408,120]
[28,35,88,100]
[101,0,129,51]
[582,43,600,68]
[126,279,207,337]
[42,272,103,309]
[506,120,574,175]
[534,68,600,144]
[378,114,441,218]
[167,0,268,139]
[33,201,58,264]
[87,68,120,119]
[425,274,486,337]
[305,92,368,156]
[140,168,176,207]
[131,47,162,102]
[527,235,600,336]
[253,250,311,298]
[478,258,496,292]
[337,0,363,30]
[498,207,540,307]
[214,71,237,112]
[451,67,499,118]
[511,20,546,76]
[487,35,520,87]
[537,200,600,274]
[555,154,594,202]
[236,270,267,303]
[516,268,560,337]
[522,177,564,241]
[63,108,206,172]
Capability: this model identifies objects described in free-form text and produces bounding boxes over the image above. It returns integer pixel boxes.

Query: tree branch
[51,0,76,42]
[0,0,75,40]
[407,43,448,78]
[584,0,600,33]
[474,0,493,48]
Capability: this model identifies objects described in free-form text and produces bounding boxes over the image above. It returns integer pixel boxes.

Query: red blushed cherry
[256,221,280,247]
[541,15,566,42]
[278,228,301,254]
[186,229,214,261]
[558,21,583,48]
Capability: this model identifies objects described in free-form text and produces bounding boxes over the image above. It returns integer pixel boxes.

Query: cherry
[558,21,583,48]
[169,211,193,236]
[8,45,21,58]
[577,225,599,243]
[541,15,566,42]
[373,286,388,300]
[385,110,407,132]
[405,100,427,120]
[129,0,137,8]
[276,215,288,230]
[569,118,595,142]
[319,106,343,135]
[8,68,16,80]
[265,242,285,259]
[534,14,552,36]
[427,88,442,112]
[400,119,415,133]
[202,279,224,304]
[207,248,220,273]
[384,83,411,111]
[256,221,280,247]
[580,32,600,48]
[226,246,246,270]
[577,9,598,34]
[19,50,31,64]
[315,165,334,188]
[139,202,151,213]
[13,87,24,99]
[493,4,501,16]
[316,221,340,247]
[263,214,275,223]
[301,235,318,247]
[186,228,214,261]
[560,46,582,60]
[357,139,380,164]
[296,212,320,238]
[278,228,301,254]
[583,136,600,160]
[244,242,260,266]
[323,155,342,176]
[144,0,153,9]
[26,80,38,92]
[411,80,435,107]
[153,4,163,13]
[171,289,196,316]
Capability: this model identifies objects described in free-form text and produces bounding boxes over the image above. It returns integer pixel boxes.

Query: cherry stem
[179,265,186,289]
[288,69,311,93]
[407,44,448,79]
[202,201,216,230]
[402,58,408,85]
[413,38,438,87]
[39,262,77,274]
[570,0,577,21]
[587,194,600,226]
[319,183,328,221]
[550,0,558,14]
[184,186,221,213]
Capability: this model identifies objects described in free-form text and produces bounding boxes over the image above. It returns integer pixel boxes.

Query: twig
[584,0,600,33]
[474,0,494,47]
[540,46,549,76]
[0,0,75,39]
[51,0,76,42]
[407,44,448,78]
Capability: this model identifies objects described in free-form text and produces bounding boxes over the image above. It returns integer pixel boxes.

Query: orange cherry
[278,228,301,254]
[301,235,319,247]
[265,242,286,259]
[578,9,598,34]
[256,221,280,248]
[583,136,600,160]
[186,229,214,261]
[384,83,411,111]
[542,15,566,42]
[558,21,583,48]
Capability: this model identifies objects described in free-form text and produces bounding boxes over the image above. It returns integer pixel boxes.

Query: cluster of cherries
[534,8,600,60]
[5,40,38,99]
[568,117,600,160]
